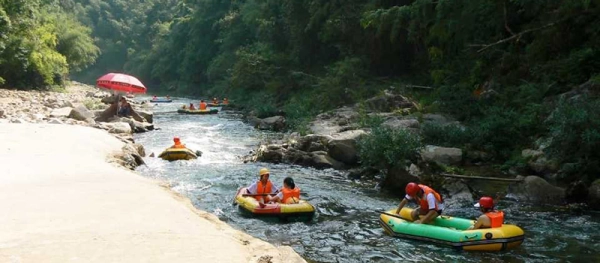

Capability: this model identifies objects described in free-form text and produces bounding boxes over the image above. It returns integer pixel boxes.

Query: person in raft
[395,182,444,224]
[166,95,171,100]
[468,196,504,229]
[268,177,300,204]
[189,103,196,110]
[222,98,229,105]
[199,100,208,110]
[171,137,186,149]
[152,95,157,100]
[212,98,219,104]
[246,168,280,206]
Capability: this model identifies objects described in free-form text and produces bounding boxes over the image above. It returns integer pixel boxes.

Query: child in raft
[268,177,301,204]
[468,196,505,229]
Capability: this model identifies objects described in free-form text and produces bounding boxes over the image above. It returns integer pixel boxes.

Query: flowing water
[134,98,600,263]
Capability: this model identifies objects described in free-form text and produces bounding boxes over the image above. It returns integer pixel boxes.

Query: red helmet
[405,182,420,196]
[173,137,180,143]
[475,196,494,209]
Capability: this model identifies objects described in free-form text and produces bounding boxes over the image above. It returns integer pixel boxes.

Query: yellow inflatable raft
[234,187,315,218]
[379,208,524,251]
[158,147,197,161]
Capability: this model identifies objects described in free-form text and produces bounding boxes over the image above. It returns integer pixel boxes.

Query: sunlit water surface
[134,97,600,262]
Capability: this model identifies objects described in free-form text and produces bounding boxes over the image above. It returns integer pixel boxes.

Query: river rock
[69,105,94,122]
[48,118,63,124]
[10,118,27,124]
[0,109,4,118]
[381,164,420,195]
[309,106,360,135]
[420,145,463,165]
[50,107,73,118]
[382,118,420,130]
[587,179,600,209]
[307,142,327,152]
[136,110,153,123]
[327,130,367,165]
[255,145,284,163]
[346,167,380,180]
[509,175,564,205]
[442,180,473,204]
[295,134,332,151]
[309,151,345,170]
[106,122,133,134]
[363,90,415,113]
[565,180,589,203]
[258,116,286,131]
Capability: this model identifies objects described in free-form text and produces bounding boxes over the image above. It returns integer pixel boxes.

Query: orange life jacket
[172,141,185,148]
[223,100,229,105]
[485,211,504,228]
[281,187,301,204]
[199,102,207,110]
[255,180,273,201]
[418,184,442,213]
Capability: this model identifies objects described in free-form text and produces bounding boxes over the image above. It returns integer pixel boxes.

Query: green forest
[1,0,599,191]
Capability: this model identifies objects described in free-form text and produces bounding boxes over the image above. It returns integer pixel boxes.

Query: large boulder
[381,164,420,195]
[308,151,345,170]
[441,180,474,205]
[136,110,153,123]
[69,105,95,122]
[295,134,332,151]
[587,179,600,210]
[127,119,154,133]
[255,145,284,163]
[363,90,415,113]
[326,130,367,165]
[258,116,286,131]
[509,176,564,205]
[420,145,463,165]
[50,107,73,118]
[309,106,360,135]
[102,122,133,134]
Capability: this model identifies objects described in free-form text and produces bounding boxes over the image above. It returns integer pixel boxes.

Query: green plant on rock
[358,127,422,171]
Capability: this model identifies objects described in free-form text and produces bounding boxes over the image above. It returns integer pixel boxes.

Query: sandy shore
[0,123,305,263]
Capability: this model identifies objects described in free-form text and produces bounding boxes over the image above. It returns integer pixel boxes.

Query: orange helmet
[475,196,494,209]
[173,137,180,143]
[405,182,420,196]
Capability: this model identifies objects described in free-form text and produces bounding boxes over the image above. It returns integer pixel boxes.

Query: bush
[358,127,422,170]
[421,123,470,147]
[545,96,600,183]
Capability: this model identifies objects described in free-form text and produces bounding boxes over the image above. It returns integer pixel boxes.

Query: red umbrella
[96,73,147,94]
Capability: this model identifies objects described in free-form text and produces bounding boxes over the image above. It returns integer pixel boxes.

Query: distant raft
[158,147,197,161]
[150,98,172,103]
[379,208,525,251]
[177,109,218,115]
[234,187,315,218]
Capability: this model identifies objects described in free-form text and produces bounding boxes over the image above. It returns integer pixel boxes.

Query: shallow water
[134,97,600,263]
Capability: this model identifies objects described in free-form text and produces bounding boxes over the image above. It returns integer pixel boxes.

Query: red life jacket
[485,211,504,228]
[418,184,442,213]
[199,102,207,110]
[281,187,301,204]
[255,180,273,201]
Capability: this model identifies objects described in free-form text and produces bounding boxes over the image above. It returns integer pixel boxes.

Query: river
[134,98,600,263]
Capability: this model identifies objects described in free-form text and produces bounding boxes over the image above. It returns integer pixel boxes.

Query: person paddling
[246,168,279,207]
[269,177,301,204]
[212,97,218,104]
[395,182,444,224]
[171,137,186,149]
[223,98,229,105]
[199,100,207,110]
[468,196,504,230]
[189,103,196,110]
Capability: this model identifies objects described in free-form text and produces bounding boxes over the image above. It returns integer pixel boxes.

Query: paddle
[377,211,408,220]
[241,193,277,197]
[231,187,242,205]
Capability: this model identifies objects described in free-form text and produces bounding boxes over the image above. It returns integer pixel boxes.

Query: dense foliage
[0,0,98,89]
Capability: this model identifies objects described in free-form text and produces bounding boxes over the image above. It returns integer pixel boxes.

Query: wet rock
[381,165,420,195]
[258,116,286,131]
[587,179,600,210]
[133,143,146,157]
[247,116,262,128]
[103,122,133,134]
[0,109,4,118]
[307,142,327,152]
[10,118,27,124]
[255,145,284,163]
[420,145,463,165]
[50,107,73,118]
[509,175,564,205]
[346,167,379,180]
[128,119,154,133]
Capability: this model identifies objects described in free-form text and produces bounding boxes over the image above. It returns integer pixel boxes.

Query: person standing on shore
[395,182,444,224]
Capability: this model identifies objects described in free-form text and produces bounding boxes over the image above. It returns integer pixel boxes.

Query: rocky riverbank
[242,90,600,209]
[0,84,306,262]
